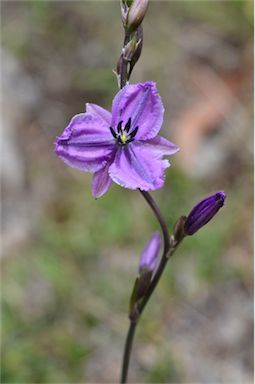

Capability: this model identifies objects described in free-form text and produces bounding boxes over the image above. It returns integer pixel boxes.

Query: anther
[129,126,139,139]
[117,121,123,133]
[125,117,132,133]
[110,126,117,138]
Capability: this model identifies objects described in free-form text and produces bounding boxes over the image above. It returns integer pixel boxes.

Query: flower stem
[120,190,183,383]
[139,190,170,252]
[120,321,137,383]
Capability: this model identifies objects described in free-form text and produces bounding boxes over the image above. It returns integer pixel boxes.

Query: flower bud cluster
[117,1,148,87]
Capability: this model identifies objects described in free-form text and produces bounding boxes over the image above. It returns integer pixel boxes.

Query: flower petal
[109,142,170,191]
[86,103,111,125]
[139,136,180,156]
[56,113,113,144]
[111,82,164,140]
[55,113,115,172]
[92,160,113,198]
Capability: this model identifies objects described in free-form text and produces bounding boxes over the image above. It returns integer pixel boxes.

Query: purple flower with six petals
[55,82,179,198]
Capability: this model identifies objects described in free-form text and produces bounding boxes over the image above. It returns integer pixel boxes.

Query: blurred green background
[1,1,253,383]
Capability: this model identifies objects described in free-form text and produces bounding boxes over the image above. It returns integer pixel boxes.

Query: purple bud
[184,191,226,235]
[129,232,161,319]
[139,232,161,273]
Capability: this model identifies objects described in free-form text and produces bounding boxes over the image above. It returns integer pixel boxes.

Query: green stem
[120,321,137,383]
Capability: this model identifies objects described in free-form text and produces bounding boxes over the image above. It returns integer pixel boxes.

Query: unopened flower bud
[184,191,226,235]
[139,232,161,273]
[120,0,129,25]
[116,54,123,76]
[173,216,187,242]
[128,25,143,79]
[129,232,161,321]
[126,0,149,32]
[123,35,139,61]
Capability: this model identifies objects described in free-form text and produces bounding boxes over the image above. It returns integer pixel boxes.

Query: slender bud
[126,0,149,32]
[116,54,123,76]
[127,25,143,79]
[139,232,161,273]
[129,232,161,320]
[120,1,129,25]
[173,215,187,242]
[122,34,139,62]
[129,272,152,319]
[184,191,226,235]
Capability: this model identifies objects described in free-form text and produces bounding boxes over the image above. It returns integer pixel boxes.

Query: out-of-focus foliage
[2,1,253,383]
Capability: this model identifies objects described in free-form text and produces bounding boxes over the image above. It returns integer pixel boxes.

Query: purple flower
[139,232,161,273]
[55,82,179,198]
[184,191,226,235]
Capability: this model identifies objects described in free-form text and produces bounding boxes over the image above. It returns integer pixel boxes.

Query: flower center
[109,117,139,146]
[120,132,127,144]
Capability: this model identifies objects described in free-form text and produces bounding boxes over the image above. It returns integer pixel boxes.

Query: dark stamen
[117,121,123,133]
[125,117,132,133]
[110,126,117,138]
[129,126,139,139]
